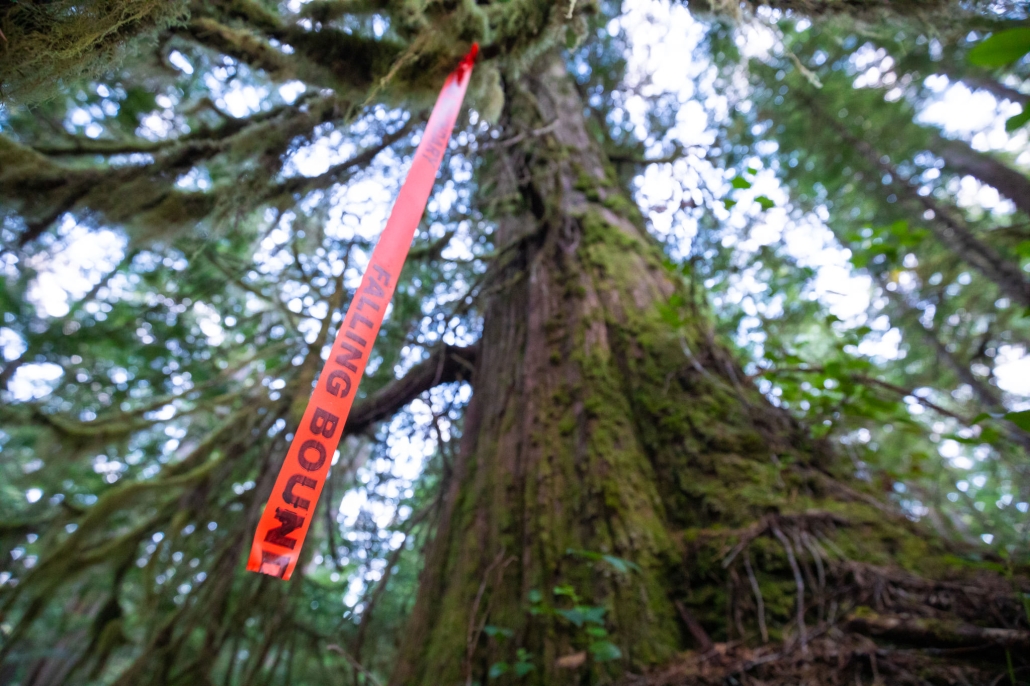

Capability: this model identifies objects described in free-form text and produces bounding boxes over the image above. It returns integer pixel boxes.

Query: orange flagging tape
[248,44,478,580]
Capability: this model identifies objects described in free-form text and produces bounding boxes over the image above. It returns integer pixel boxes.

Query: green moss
[0,136,66,184]
[601,191,644,224]
[0,0,189,103]
[574,169,597,191]
[580,209,641,261]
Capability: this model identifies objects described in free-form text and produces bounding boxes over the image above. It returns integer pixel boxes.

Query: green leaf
[944,432,980,446]
[556,605,605,626]
[980,426,1001,444]
[755,195,775,210]
[731,176,752,190]
[723,198,737,209]
[578,605,607,625]
[1006,108,1030,132]
[553,584,577,598]
[656,303,681,327]
[489,662,509,679]
[588,640,623,662]
[1003,410,1030,432]
[555,608,586,626]
[527,589,543,604]
[968,28,1030,67]
[484,625,514,638]
[565,548,602,561]
[586,626,608,637]
[600,554,639,574]
[514,661,535,677]
[746,166,759,175]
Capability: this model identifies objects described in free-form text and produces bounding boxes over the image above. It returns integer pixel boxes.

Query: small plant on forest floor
[485,643,535,680]
[531,582,622,663]
[485,551,635,679]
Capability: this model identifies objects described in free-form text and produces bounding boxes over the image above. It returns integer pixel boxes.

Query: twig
[675,599,715,653]
[750,366,973,425]
[464,549,514,685]
[772,525,808,654]
[327,644,383,686]
[722,518,771,568]
[351,504,434,659]
[743,551,768,643]
[478,120,560,150]
[801,531,827,621]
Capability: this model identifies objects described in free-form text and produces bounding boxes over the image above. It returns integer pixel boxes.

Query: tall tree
[1,1,1028,686]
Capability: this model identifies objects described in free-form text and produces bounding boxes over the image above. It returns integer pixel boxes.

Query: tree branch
[846,611,1030,650]
[962,74,1029,107]
[750,365,970,424]
[936,135,1030,218]
[274,116,417,199]
[802,91,1030,308]
[345,343,478,435]
[30,94,321,157]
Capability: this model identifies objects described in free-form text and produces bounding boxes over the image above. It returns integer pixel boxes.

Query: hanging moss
[0,0,190,103]
[467,62,505,125]
[0,134,68,185]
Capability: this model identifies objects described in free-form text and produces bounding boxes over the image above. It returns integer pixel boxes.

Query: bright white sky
[3,0,1029,560]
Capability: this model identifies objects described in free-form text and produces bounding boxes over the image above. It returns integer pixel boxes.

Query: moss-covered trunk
[391,52,1028,686]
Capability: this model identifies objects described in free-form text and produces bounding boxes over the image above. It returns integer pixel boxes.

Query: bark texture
[390,52,1030,686]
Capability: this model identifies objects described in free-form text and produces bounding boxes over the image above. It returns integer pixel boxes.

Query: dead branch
[845,612,1030,650]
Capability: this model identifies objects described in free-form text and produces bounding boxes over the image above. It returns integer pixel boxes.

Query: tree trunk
[937,136,1030,219]
[390,52,1028,686]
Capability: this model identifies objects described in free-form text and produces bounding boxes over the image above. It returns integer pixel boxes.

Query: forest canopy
[1,0,1029,685]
